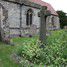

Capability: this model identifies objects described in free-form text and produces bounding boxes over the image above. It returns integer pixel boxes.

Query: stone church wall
[46,15,60,31]
[21,5,40,28]
[21,5,40,36]
[0,0,60,40]
[53,16,60,29]
[0,0,40,38]
[0,0,20,38]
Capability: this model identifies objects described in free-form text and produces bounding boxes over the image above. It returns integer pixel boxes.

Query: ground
[0,42,21,67]
[0,30,67,67]
[0,41,44,67]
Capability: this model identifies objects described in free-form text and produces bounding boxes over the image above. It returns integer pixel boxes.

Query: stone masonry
[0,0,60,41]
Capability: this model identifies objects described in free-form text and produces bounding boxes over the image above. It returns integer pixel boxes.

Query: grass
[0,42,21,67]
[0,39,44,67]
[0,30,67,67]
[12,36,38,44]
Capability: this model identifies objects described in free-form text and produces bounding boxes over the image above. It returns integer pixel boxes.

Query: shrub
[15,30,67,66]
[44,30,67,66]
[16,39,43,64]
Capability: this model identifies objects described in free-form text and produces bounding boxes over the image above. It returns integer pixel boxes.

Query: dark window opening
[52,17,54,26]
[0,31,2,41]
[26,9,33,26]
[52,17,56,30]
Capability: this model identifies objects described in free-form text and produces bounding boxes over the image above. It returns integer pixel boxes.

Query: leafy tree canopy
[56,11,67,29]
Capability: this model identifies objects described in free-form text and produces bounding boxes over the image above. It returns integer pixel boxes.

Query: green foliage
[14,30,67,66]
[0,30,66,67]
[45,30,67,66]
[57,11,67,28]
[0,42,20,67]
[19,58,44,67]
[16,39,43,64]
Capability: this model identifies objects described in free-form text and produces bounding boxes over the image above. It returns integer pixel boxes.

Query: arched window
[26,9,33,26]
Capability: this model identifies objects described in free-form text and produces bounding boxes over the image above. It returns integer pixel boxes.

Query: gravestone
[39,6,51,44]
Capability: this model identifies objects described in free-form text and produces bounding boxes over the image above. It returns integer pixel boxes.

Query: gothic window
[26,9,33,26]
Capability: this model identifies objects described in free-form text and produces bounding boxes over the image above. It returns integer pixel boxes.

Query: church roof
[29,0,58,15]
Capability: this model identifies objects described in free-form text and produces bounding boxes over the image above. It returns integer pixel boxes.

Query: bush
[20,58,34,67]
[16,39,43,64]
[44,30,67,66]
[15,30,67,66]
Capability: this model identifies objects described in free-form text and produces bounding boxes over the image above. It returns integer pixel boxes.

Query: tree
[56,11,67,29]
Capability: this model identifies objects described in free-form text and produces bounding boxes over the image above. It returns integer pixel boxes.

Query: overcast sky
[42,0,67,13]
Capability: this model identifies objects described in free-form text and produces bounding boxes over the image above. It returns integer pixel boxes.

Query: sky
[42,0,67,13]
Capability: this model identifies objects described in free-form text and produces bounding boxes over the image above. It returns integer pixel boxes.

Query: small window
[52,17,54,26]
[26,9,33,26]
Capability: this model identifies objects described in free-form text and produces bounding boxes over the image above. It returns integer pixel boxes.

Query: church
[0,0,60,41]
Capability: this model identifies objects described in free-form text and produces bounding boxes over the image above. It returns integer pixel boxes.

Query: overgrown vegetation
[45,30,67,66]
[13,37,44,67]
[13,30,67,67]
[0,42,20,67]
[0,30,67,67]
